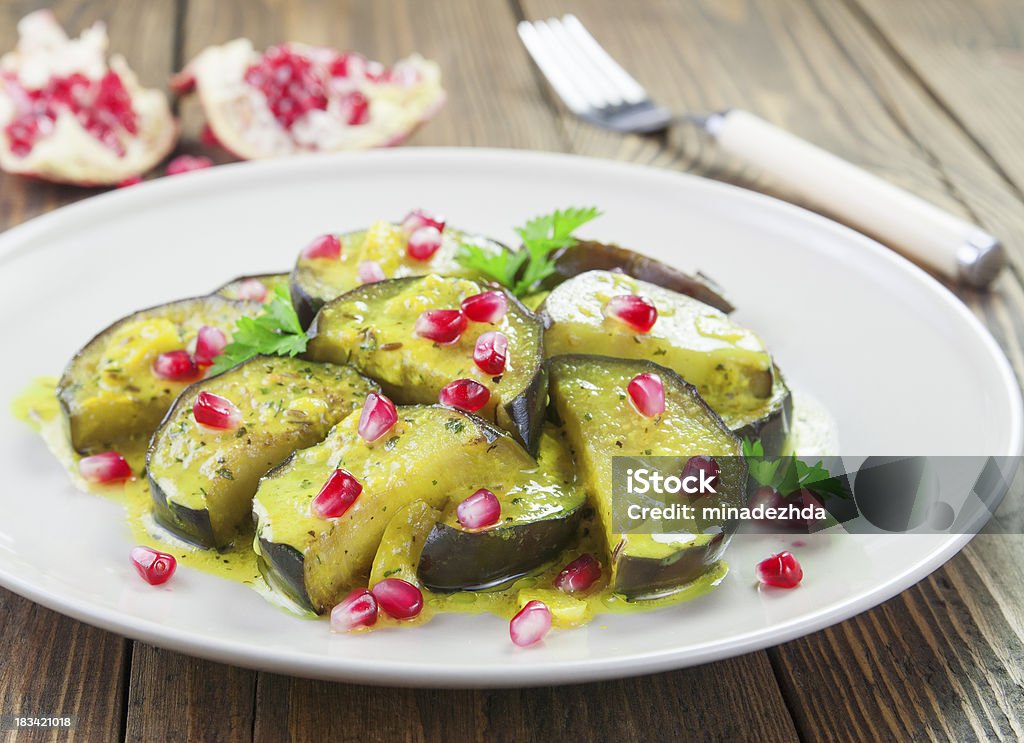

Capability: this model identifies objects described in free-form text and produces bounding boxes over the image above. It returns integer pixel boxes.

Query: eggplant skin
[150,479,216,547]
[257,538,314,611]
[545,241,734,313]
[417,504,585,593]
[614,533,729,600]
[290,271,324,331]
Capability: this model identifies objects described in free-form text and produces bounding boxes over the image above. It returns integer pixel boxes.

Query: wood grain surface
[1,0,1022,741]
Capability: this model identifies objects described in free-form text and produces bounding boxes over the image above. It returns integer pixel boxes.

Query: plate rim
[0,147,1020,687]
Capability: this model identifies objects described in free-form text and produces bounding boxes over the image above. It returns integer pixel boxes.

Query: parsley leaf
[742,439,849,499]
[456,206,602,296]
[209,285,308,375]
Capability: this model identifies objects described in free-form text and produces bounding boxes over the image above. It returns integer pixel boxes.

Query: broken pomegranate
[0,11,177,185]
[175,40,445,159]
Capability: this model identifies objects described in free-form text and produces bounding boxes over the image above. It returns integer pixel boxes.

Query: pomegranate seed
[193,391,243,430]
[339,90,370,125]
[152,350,199,381]
[79,451,132,484]
[166,154,213,175]
[200,123,221,147]
[302,233,342,260]
[682,456,719,496]
[363,60,390,83]
[438,379,490,412]
[461,290,508,323]
[510,600,552,647]
[756,551,804,588]
[357,392,398,443]
[330,588,378,631]
[406,226,443,261]
[415,309,467,344]
[129,546,177,585]
[554,554,602,594]
[473,331,508,375]
[244,45,328,129]
[117,175,142,188]
[456,488,501,529]
[328,52,366,79]
[193,326,227,367]
[233,278,269,302]
[627,373,665,417]
[401,209,446,234]
[358,260,386,284]
[312,469,363,518]
[371,578,424,619]
[605,294,658,333]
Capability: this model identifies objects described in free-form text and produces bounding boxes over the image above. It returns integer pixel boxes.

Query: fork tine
[561,14,648,105]
[517,20,592,114]
[531,19,610,110]
[544,17,624,107]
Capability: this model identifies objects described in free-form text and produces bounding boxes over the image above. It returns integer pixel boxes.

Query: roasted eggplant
[252,405,582,612]
[548,355,747,599]
[147,356,378,547]
[290,221,506,328]
[719,366,792,457]
[58,295,260,454]
[542,270,790,450]
[545,240,734,313]
[369,500,441,588]
[305,274,547,455]
[215,273,290,301]
[417,426,584,592]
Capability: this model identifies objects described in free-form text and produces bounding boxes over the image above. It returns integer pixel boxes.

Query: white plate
[0,149,1020,687]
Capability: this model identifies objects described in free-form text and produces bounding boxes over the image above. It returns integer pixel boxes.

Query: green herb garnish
[209,286,308,374]
[743,438,849,499]
[456,207,601,296]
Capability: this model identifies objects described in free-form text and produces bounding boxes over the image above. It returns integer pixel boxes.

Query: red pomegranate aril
[328,52,366,79]
[406,225,443,261]
[130,546,177,585]
[200,123,221,147]
[461,290,507,323]
[117,175,142,188]
[605,294,658,333]
[193,391,243,430]
[339,90,370,125]
[312,469,363,518]
[756,551,804,589]
[401,209,446,234]
[438,378,490,412]
[244,45,328,129]
[473,331,508,375]
[682,456,720,496]
[166,154,213,175]
[456,488,501,529]
[152,350,199,381]
[357,260,385,284]
[510,600,552,647]
[627,373,665,417]
[371,578,424,619]
[233,278,269,302]
[79,451,132,484]
[193,326,227,367]
[415,309,467,344]
[554,554,602,594]
[358,392,398,443]
[302,233,342,260]
[330,588,378,632]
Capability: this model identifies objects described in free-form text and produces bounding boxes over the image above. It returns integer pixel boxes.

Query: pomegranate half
[0,11,177,185]
[174,40,445,159]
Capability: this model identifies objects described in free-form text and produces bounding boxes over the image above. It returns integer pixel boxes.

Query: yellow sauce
[13,376,831,631]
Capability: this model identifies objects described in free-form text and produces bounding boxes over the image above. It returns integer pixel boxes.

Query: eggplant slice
[58,295,261,454]
[215,273,291,301]
[147,356,378,547]
[305,274,547,455]
[548,355,747,599]
[290,221,506,328]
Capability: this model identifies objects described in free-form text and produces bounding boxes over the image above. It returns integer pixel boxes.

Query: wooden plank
[0,2,178,742]
[254,654,798,743]
[123,645,255,743]
[850,0,1024,200]
[0,589,128,743]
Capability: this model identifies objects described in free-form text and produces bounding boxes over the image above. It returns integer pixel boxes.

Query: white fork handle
[702,110,1004,288]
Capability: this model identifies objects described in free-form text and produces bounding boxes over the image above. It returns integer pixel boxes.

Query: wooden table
[3,0,1023,740]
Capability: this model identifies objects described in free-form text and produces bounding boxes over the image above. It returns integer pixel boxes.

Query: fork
[517,14,1004,289]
